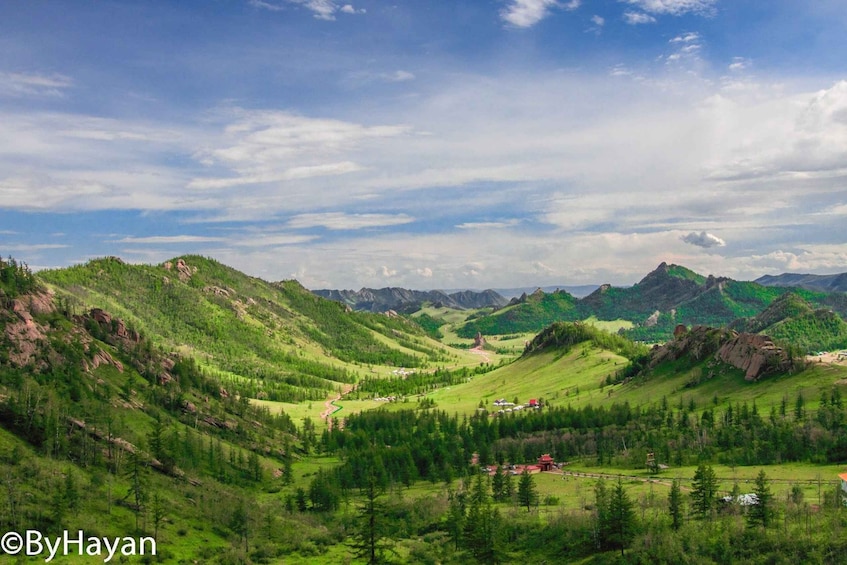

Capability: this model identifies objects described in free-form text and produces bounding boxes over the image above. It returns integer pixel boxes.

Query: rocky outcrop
[649,325,791,381]
[473,332,486,348]
[716,333,789,381]
[164,258,196,282]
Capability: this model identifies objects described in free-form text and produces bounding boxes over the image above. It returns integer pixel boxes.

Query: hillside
[729,292,847,353]
[37,256,457,403]
[0,263,315,562]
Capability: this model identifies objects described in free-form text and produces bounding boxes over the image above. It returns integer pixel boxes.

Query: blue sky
[2,0,847,289]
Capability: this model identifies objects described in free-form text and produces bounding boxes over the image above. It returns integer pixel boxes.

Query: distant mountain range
[312,287,510,313]
[755,272,847,293]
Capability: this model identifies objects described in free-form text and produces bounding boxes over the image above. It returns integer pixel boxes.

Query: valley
[1,255,846,564]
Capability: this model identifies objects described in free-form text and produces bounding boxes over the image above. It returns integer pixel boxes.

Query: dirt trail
[469,345,491,364]
[321,383,354,429]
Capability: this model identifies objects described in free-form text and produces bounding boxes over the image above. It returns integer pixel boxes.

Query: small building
[840,472,847,505]
[537,454,555,472]
[528,398,539,408]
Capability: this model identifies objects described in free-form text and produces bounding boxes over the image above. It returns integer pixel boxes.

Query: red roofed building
[840,472,847,505]
[528,398,539,408]
[537,454,555,472]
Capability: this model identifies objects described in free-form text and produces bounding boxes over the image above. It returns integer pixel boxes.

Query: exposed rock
[84,349,124,373]
[645,310,661,327]
[175,258,195,282]
[474,332,486,348]
[673,324,688,338]
[18,291,56,316]
[716,333,790,381]
[648,325,791,381]
[91,308,112,326]
[204,285,231,297]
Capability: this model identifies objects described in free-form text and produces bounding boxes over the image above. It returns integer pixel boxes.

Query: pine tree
[463,474,501,561]
[348,472,394,564]
[491,466,505,501]
[747,469,773,528]
[668,479,683,531]
[606,479,636,557]
[517,470,538,512]
[690,463,718,520]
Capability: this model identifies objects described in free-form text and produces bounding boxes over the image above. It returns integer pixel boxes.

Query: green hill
[38,256,454,403]
[730,292,847,352]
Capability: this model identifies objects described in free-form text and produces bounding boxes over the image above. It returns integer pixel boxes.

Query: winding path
[321,383,354,429]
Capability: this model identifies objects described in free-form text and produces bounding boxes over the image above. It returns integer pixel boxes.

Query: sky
[1,0,847,290]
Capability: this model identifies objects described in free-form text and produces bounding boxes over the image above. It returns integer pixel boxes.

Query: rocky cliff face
[649,325,792,381]
[715,333,790,381]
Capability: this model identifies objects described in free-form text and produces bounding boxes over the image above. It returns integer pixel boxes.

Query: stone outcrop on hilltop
[649,325,792,381]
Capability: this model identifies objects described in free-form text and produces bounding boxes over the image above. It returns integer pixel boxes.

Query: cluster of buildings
[481,454,559,476]
[489,398,541,414]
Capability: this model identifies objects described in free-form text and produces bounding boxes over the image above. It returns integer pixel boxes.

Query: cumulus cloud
[681,231,726,248]
[501,0,579,28]
[416,267,433,278]
[339,4,365,15]
[623,12,656,24]
[379,265,397,278]
[591,15,605,26]
[622,0,717,16]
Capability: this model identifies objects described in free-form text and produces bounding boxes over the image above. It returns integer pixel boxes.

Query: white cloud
[501,0,577,28]
[286,212,414,230]
[681,231,726,248]
[670,32,700,44]
[728,57,751,72]
[416,267,433,278]
[591,15,605,26]
[340,4,365,14]
[623,12,656,25]
[249,0,340,20]
[379,265,397,278]
[622,0,717,16]
[116,235,225,244]
[390,70,415,82]
[0,71,73,98]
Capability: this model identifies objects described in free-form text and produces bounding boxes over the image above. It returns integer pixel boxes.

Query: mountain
[457,262,847,342]
[755,272,847,293]
[490,284,602,299]
[312,286,508,312]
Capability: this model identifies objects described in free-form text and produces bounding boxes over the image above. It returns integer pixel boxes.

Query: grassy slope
[392,338,847,420]
[38,256,467,402]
